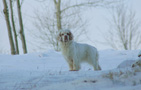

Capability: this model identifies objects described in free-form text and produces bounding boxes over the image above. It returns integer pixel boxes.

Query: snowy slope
[0,50,141,90]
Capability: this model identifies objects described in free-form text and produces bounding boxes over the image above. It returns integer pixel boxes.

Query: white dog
[57,29,101,71]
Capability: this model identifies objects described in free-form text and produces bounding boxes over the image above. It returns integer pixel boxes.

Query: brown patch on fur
[69,32,73,40]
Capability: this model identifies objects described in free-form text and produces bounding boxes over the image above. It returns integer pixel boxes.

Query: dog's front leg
[68,59,73,71]
[72,57,80,71]
[73,64,80,71]
[68,59,79,71]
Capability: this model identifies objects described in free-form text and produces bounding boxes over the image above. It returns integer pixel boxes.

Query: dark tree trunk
[10,0,19,54]
[17,0,27,53]
[3,0,16,55]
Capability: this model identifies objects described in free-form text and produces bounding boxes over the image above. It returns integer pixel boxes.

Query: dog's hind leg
[92,61,102,71]
[98,65,102,70]
[88,54,101,71]
[90,58,101,71]
[93,52,101,71]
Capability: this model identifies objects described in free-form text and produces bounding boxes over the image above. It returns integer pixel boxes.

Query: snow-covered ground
[0,50,141,90]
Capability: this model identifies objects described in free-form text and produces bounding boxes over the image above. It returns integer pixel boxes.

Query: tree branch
[61,1,102,12]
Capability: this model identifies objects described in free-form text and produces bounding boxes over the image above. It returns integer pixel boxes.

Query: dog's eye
[67,33,70,35]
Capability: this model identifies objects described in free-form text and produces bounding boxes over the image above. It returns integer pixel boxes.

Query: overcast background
[0,0,141,54]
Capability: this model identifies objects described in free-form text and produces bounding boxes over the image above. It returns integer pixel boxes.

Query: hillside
[0,50,141,90]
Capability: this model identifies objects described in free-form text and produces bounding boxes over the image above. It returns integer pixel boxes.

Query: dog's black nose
[65,35,67,38]
[64,35,68,42]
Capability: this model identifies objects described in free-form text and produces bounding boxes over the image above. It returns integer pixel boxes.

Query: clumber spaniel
[57,29,101,71]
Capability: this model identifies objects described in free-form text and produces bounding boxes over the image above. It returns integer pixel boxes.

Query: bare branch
[31,0,123,51]
[105,4,141,50]
[61,0,120,12]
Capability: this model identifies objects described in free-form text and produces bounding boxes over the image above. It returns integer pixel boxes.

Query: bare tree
[31,0,118,51]
[10,0,19,54]
[3,0,16,55]
[105,5,141,50]
[17,0,27,53]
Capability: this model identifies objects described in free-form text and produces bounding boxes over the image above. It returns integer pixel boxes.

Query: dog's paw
[69,70,78,71]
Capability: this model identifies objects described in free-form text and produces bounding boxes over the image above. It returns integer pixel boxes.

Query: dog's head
[56,29,73,42]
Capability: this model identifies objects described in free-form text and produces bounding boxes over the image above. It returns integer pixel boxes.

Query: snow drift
[0,49,141,90]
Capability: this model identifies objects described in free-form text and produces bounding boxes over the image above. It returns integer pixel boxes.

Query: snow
[0,49,141,90]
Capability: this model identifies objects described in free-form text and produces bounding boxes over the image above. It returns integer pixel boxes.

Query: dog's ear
[56,30,61,41]
[69,31,73,40]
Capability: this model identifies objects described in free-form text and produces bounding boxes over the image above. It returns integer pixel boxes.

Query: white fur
[57,29,101,71]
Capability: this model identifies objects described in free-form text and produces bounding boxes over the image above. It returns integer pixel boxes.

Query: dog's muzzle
[63,35,69,42]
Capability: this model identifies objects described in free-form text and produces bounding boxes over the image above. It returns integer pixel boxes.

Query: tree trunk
[54,0,62,30]
[54,0,62,51]
[10,0,19,54]
[3,0,16,55]
[17,0,27,53]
